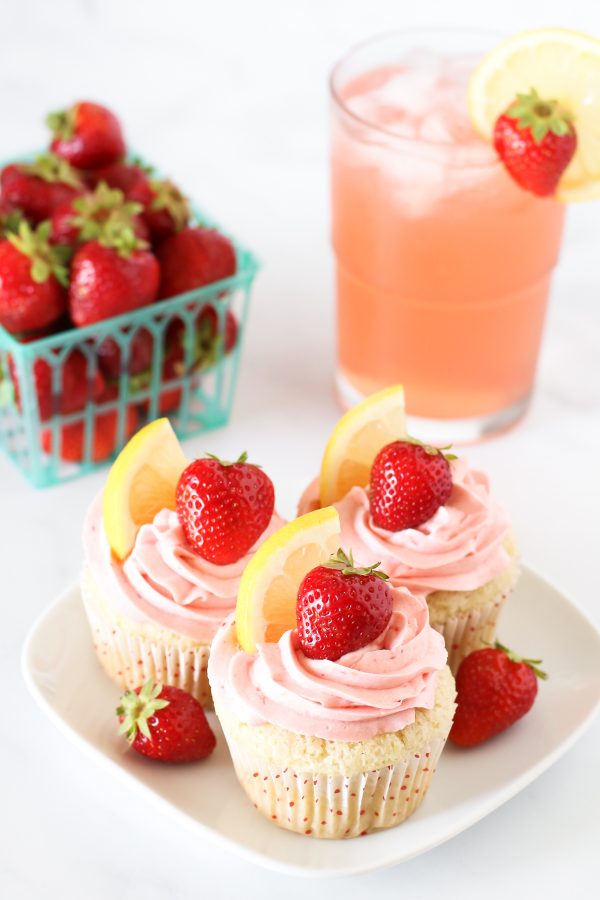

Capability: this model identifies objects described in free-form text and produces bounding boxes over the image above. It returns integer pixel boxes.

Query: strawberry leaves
[9,221,70,286]
[506,88,573,144]
[324,547,389,581]
[116,680,170,742]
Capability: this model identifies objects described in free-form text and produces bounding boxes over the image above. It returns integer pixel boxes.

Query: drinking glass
[330,28,566,440]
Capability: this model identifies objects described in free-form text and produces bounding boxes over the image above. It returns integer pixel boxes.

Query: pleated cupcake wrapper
[81,578,212,708]
[221,731,448,839]
[432,589,509,675]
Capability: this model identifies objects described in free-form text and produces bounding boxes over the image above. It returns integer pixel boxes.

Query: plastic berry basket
[0,156,259,488]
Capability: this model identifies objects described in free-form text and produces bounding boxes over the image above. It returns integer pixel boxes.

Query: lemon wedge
[102,418,188,560]
[236,507,340,653]
[468,28,600,201]
[319,385,406,507]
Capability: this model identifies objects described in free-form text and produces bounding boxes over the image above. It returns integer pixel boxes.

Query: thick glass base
[335,371,530,445]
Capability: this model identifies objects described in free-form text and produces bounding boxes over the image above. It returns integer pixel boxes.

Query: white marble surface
[2,0,599,896]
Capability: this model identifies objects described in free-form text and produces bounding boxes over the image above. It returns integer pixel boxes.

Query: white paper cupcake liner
[81,576,212,708]
[431,590,509,674]
[221,732,448,839]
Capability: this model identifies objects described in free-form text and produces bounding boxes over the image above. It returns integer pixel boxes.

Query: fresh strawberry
[85,161,150,194]
[69,225,159,326]
[128,177,190,244]
[47,101,125,170]
[50,182,147,247]
[493,89,577,197]
[0,154,85,224]
[176,452,275,564]
[10,347,105,421]
[296,549,393,661]
[196,305,238,359]
[370,439,454,531]
[116,680,216,764]
[41,404,138,462]
[0,221,69,334]
[97,327,154,381]
[450,643,547,748]
[0,203,23,239]
[157,227,236,299]
[121,319,185,415]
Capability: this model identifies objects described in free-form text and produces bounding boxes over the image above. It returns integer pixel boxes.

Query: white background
[2,0,599,896]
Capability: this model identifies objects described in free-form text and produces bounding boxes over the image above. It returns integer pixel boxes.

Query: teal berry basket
[0,168,259,487]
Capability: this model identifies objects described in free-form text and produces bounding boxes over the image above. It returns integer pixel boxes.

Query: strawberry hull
[0,152,259,488]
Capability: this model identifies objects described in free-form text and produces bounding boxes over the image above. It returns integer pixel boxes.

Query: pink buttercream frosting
[208,586,447,741]
[297,458,510,594]
[83,493,284,644]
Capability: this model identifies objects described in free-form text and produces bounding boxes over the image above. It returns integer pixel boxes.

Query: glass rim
[329,25,504,157]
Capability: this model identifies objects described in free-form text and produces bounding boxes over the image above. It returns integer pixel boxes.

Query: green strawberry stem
[325,547,389,581]
[70,182,144,244]
[8,221,71,287]
[46,106,76,141]
[204,451,259,468]
[129,157,155,176]
[495,641,548,680]
[149,179,190,231]
[98,215,149,257]
[506,88,573,144]
[404,435,457,462]
[116,680,169,742]
[24,153,84,189]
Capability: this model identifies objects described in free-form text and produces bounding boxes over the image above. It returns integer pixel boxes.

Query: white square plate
[22,566,600,878]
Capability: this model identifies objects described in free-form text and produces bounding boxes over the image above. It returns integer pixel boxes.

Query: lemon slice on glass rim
[236,507,340,653]
[102,417,188,560]
[468,28,600,201]
[319,384,406,508]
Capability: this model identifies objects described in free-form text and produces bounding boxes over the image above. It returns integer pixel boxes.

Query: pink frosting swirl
[208,585,447,741]
[83,493,284,643]
[297,458,510,594]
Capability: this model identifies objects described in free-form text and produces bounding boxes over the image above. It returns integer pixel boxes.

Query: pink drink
[330,34,566,439]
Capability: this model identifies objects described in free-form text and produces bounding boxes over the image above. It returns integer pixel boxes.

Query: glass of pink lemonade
[330,29,566,440]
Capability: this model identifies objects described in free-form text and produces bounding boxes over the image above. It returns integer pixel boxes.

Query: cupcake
[208,509,455,838]
[298,390,519,673]
[82,420,283,707]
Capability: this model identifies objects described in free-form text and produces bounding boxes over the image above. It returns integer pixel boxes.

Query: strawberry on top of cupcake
[207,508,454,838]
[82,419,284,706]
[211,541,447,741]
[297,387,519,673]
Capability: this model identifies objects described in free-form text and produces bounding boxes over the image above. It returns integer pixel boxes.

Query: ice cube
[419,111,454,143]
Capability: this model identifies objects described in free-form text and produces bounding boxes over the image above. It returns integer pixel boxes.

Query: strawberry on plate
[116,680,216,763]
[47,101,125,171]
[0,154,85,224]
[449,642,547,748]
[128,177,190,245]
[370,439,454,531]
[176,452,275,564]
[0,221,69,334]
[157,226,236,299]
[296,548,393,661]
[493,89,577,197]
[69,225,159,326]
